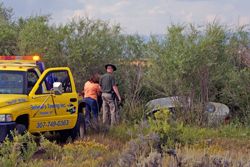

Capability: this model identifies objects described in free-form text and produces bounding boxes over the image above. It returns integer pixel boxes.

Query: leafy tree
[64,17,123,90]
[146,23,250,124]
[0,3,18,55]
[0,2,13,22]
[18,16,52,55]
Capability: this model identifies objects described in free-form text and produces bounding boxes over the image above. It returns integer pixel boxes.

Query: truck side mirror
[53,82,63,95]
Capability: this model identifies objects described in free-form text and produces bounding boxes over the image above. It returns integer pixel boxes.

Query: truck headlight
[0,114,13,122]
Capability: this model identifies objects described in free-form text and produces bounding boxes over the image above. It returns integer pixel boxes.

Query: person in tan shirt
[82,73,101,129]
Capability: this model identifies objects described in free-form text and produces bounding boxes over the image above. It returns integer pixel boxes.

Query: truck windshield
[0,71,25,94]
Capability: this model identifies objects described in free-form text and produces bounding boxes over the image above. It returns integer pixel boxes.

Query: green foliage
[0,132,38,167]
[0,4,249,164]
[0,22,18,55]
[136,151,162,167]
[148,109,184,147]
[117,35,149,99]
[121,100,145,124]
[36,138,109,167]
[107,122,150,143]
[64,18,123,90]
[39,136,63,160]
[0,2,249,125]
[0,3,13,22]
[17,16,53,55]
[146,23,250,125]
[118,133,161,167]
[0,124,248,166]
[222,67,250,123]
[147,24,229,99]
[0,3,18,55]
[217,124,250,138]
[179,124,250,146]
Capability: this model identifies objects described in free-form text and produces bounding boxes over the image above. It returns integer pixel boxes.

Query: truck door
[28,68,78,133]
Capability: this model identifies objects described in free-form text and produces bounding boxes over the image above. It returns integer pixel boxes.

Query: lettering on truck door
[28,68,78,132]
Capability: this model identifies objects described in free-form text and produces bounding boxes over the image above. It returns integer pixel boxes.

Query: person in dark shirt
[99,64,121,126]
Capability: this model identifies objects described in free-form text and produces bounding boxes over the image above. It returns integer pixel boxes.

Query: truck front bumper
[0,122,16,142]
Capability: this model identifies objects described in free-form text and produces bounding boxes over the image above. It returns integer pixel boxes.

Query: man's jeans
[102,93,116,126]
[83,97,98,127]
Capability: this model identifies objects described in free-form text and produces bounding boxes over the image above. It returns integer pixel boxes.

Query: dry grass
[82,133,125,151]
[30,124,250,167]
[163,138,250,167]
[1,124,249,167]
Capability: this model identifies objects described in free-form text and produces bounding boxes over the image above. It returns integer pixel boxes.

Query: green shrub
[148,109,184,147]
[121,100,146,124]
[62,140,108,166]
[118,133,161,167]
[179,124,250,145]
[0,132,38,167]
[146,23,250,125]
[39,136,63,160]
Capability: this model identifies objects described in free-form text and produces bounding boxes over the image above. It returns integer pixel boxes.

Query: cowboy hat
[105,64,117,71]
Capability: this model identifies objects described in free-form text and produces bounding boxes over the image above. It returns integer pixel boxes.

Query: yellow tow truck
[0,55,85,142]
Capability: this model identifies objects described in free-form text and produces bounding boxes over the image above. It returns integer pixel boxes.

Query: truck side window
[27,70,39,94]
[35,70,72,94]
[58,71,72,93]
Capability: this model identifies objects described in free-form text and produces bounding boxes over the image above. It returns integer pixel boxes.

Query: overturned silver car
[145,96,230,125]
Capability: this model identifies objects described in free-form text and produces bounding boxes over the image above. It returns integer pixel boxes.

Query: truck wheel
[58,130,70,142]
[59,113,86,142]
[15,124,27,135]
[71,113,86,140]
[15,124,29,155]
[78,113,86,138]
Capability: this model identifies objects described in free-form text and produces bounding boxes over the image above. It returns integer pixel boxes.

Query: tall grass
[0,122,249,166]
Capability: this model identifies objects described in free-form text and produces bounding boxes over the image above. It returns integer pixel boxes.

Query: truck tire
[15,124,29,155]
[70,113,86,140]
[15,124,27,135]
[59,113,85,142]
[78,113,86,138]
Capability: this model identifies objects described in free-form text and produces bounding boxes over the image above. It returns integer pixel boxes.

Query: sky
[1,0,250,35]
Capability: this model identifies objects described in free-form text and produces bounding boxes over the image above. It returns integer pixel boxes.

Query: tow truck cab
[0,56,85,142]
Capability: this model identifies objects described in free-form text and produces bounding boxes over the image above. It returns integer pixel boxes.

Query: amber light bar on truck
[0,55,45,72]
[0,55,40,61]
